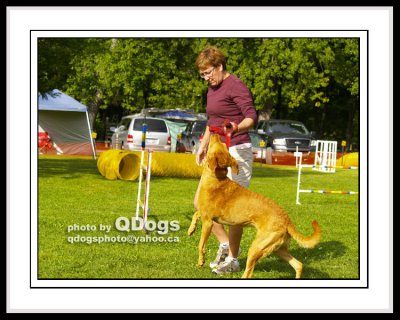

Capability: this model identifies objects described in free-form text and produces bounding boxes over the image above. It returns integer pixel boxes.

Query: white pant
[227,144,253,188]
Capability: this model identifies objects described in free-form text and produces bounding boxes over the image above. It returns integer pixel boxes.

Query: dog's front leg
[197,219,213,267]
[187,211,201,236]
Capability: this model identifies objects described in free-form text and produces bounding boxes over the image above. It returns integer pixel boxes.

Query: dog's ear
[216,152,231,169]
[216,152,239,174]
[230,156,239,174]
[207,156,218,172]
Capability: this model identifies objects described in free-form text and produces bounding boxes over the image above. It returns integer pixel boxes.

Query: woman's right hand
[196,144,207,166]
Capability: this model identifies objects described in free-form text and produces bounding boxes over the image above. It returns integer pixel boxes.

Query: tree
[330,39,360,150]
[38,37,360,145]
[38,38,86,95]
[65,39,111,128]
[99,38,203,113]
[252,39,332,118]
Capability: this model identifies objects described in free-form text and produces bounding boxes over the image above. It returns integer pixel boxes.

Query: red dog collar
[209,120,237,148]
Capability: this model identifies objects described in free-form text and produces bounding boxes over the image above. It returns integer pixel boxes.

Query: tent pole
[85,111,96,160]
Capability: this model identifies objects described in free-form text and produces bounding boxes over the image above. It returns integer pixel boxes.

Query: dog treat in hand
[223,119,238,134]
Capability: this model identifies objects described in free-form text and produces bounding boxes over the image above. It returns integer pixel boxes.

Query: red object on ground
[38,132,50,148]
[38,132,53,151]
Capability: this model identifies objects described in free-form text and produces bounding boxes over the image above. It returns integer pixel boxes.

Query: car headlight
[310,140,317,147]
[272,138,286,146]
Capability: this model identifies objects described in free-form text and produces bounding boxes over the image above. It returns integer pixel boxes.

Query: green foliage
[253,38,334,112]
[38,38,87,95]
[329,39,359,96]
[38,37,359,145]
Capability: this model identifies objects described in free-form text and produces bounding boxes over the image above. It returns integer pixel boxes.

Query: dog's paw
[187,225,196,236]
[197,258,205,267]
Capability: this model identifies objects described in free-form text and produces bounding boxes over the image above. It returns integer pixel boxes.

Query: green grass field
[38,155,359,280]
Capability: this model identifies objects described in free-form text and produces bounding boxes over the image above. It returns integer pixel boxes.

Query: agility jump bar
[299,189,358,194]
[296,152,358,204]
[302,164,358,170]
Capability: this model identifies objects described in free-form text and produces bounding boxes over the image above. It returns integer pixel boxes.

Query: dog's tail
[287,220,321,249]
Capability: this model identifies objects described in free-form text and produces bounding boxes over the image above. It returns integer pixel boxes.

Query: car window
[133,118,168,133]
[250,133,265,147]
[183,122,192,134]
[119,118,132,130]
[192,121,207,133]
[267,122,309,135]
[256,121,267,130]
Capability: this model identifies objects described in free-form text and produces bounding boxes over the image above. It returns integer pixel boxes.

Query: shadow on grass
[251,165,323,179]
[38,158,202,182]
[239,240,347,279]
[291,240,348,261]
[38,159,100,178]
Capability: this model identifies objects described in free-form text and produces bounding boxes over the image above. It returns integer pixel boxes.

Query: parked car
[256,119,316,152]
[110,116,171,152]
[176,120,207,154]
[255,119,317,164]
[249,131,268,162]
[104,122,118,142]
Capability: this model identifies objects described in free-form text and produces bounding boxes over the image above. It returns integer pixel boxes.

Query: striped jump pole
[296,152,358,205]
[302,164,358,170]
[299,189,358,195]
[135,121,153,227]
[143,150,152,225]
[135,122,147,220]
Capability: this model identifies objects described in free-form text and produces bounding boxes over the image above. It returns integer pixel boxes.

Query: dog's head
[206,134,239,176]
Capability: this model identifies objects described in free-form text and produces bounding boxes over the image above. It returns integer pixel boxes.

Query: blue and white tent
[158,110,198,121]
[38,89,96,158]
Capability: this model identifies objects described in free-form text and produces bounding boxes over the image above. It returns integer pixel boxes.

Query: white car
[111,116,171,152]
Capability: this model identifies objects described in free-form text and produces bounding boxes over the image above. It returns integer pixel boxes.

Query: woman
[194,46,257,274]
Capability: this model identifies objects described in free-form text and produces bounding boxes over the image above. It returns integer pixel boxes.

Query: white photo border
[7,7,392,313]
[29,29,368,290]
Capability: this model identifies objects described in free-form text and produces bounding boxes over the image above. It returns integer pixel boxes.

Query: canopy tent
[164,120,188,152]
[38,89,96,159]
[158,110,198,122]
[158,111,197,152]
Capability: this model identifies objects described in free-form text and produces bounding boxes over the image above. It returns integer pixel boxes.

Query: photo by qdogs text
[66,217,180,245]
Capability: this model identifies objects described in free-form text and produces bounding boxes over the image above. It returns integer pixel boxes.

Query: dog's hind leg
[242,232,283,279]
[197,219,213,267]
[274,246,303,279]
[188,211,201,236]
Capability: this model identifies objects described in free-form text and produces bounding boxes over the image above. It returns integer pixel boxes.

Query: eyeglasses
[199,67,215,79]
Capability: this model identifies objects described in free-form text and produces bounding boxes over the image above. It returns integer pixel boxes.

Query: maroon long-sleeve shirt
[206,74,258,147]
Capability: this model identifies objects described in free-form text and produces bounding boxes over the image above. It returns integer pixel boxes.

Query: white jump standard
[313,140,337,173]
[296,152,358,205]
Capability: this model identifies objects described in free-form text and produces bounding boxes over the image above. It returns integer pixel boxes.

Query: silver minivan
[111,116,171,152]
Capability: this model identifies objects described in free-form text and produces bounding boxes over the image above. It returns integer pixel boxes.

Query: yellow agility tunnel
[97,149,204,180]
[97,150,141,180]
[336,152,359,167]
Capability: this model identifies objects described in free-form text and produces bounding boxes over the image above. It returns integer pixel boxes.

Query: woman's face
[199,64,224,87]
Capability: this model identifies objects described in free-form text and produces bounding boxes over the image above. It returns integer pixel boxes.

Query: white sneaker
[212,258,241,274]
[209,244,242,269]
[209,243,229,269]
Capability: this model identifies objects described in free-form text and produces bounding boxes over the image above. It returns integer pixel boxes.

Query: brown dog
[188,134,321,278]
